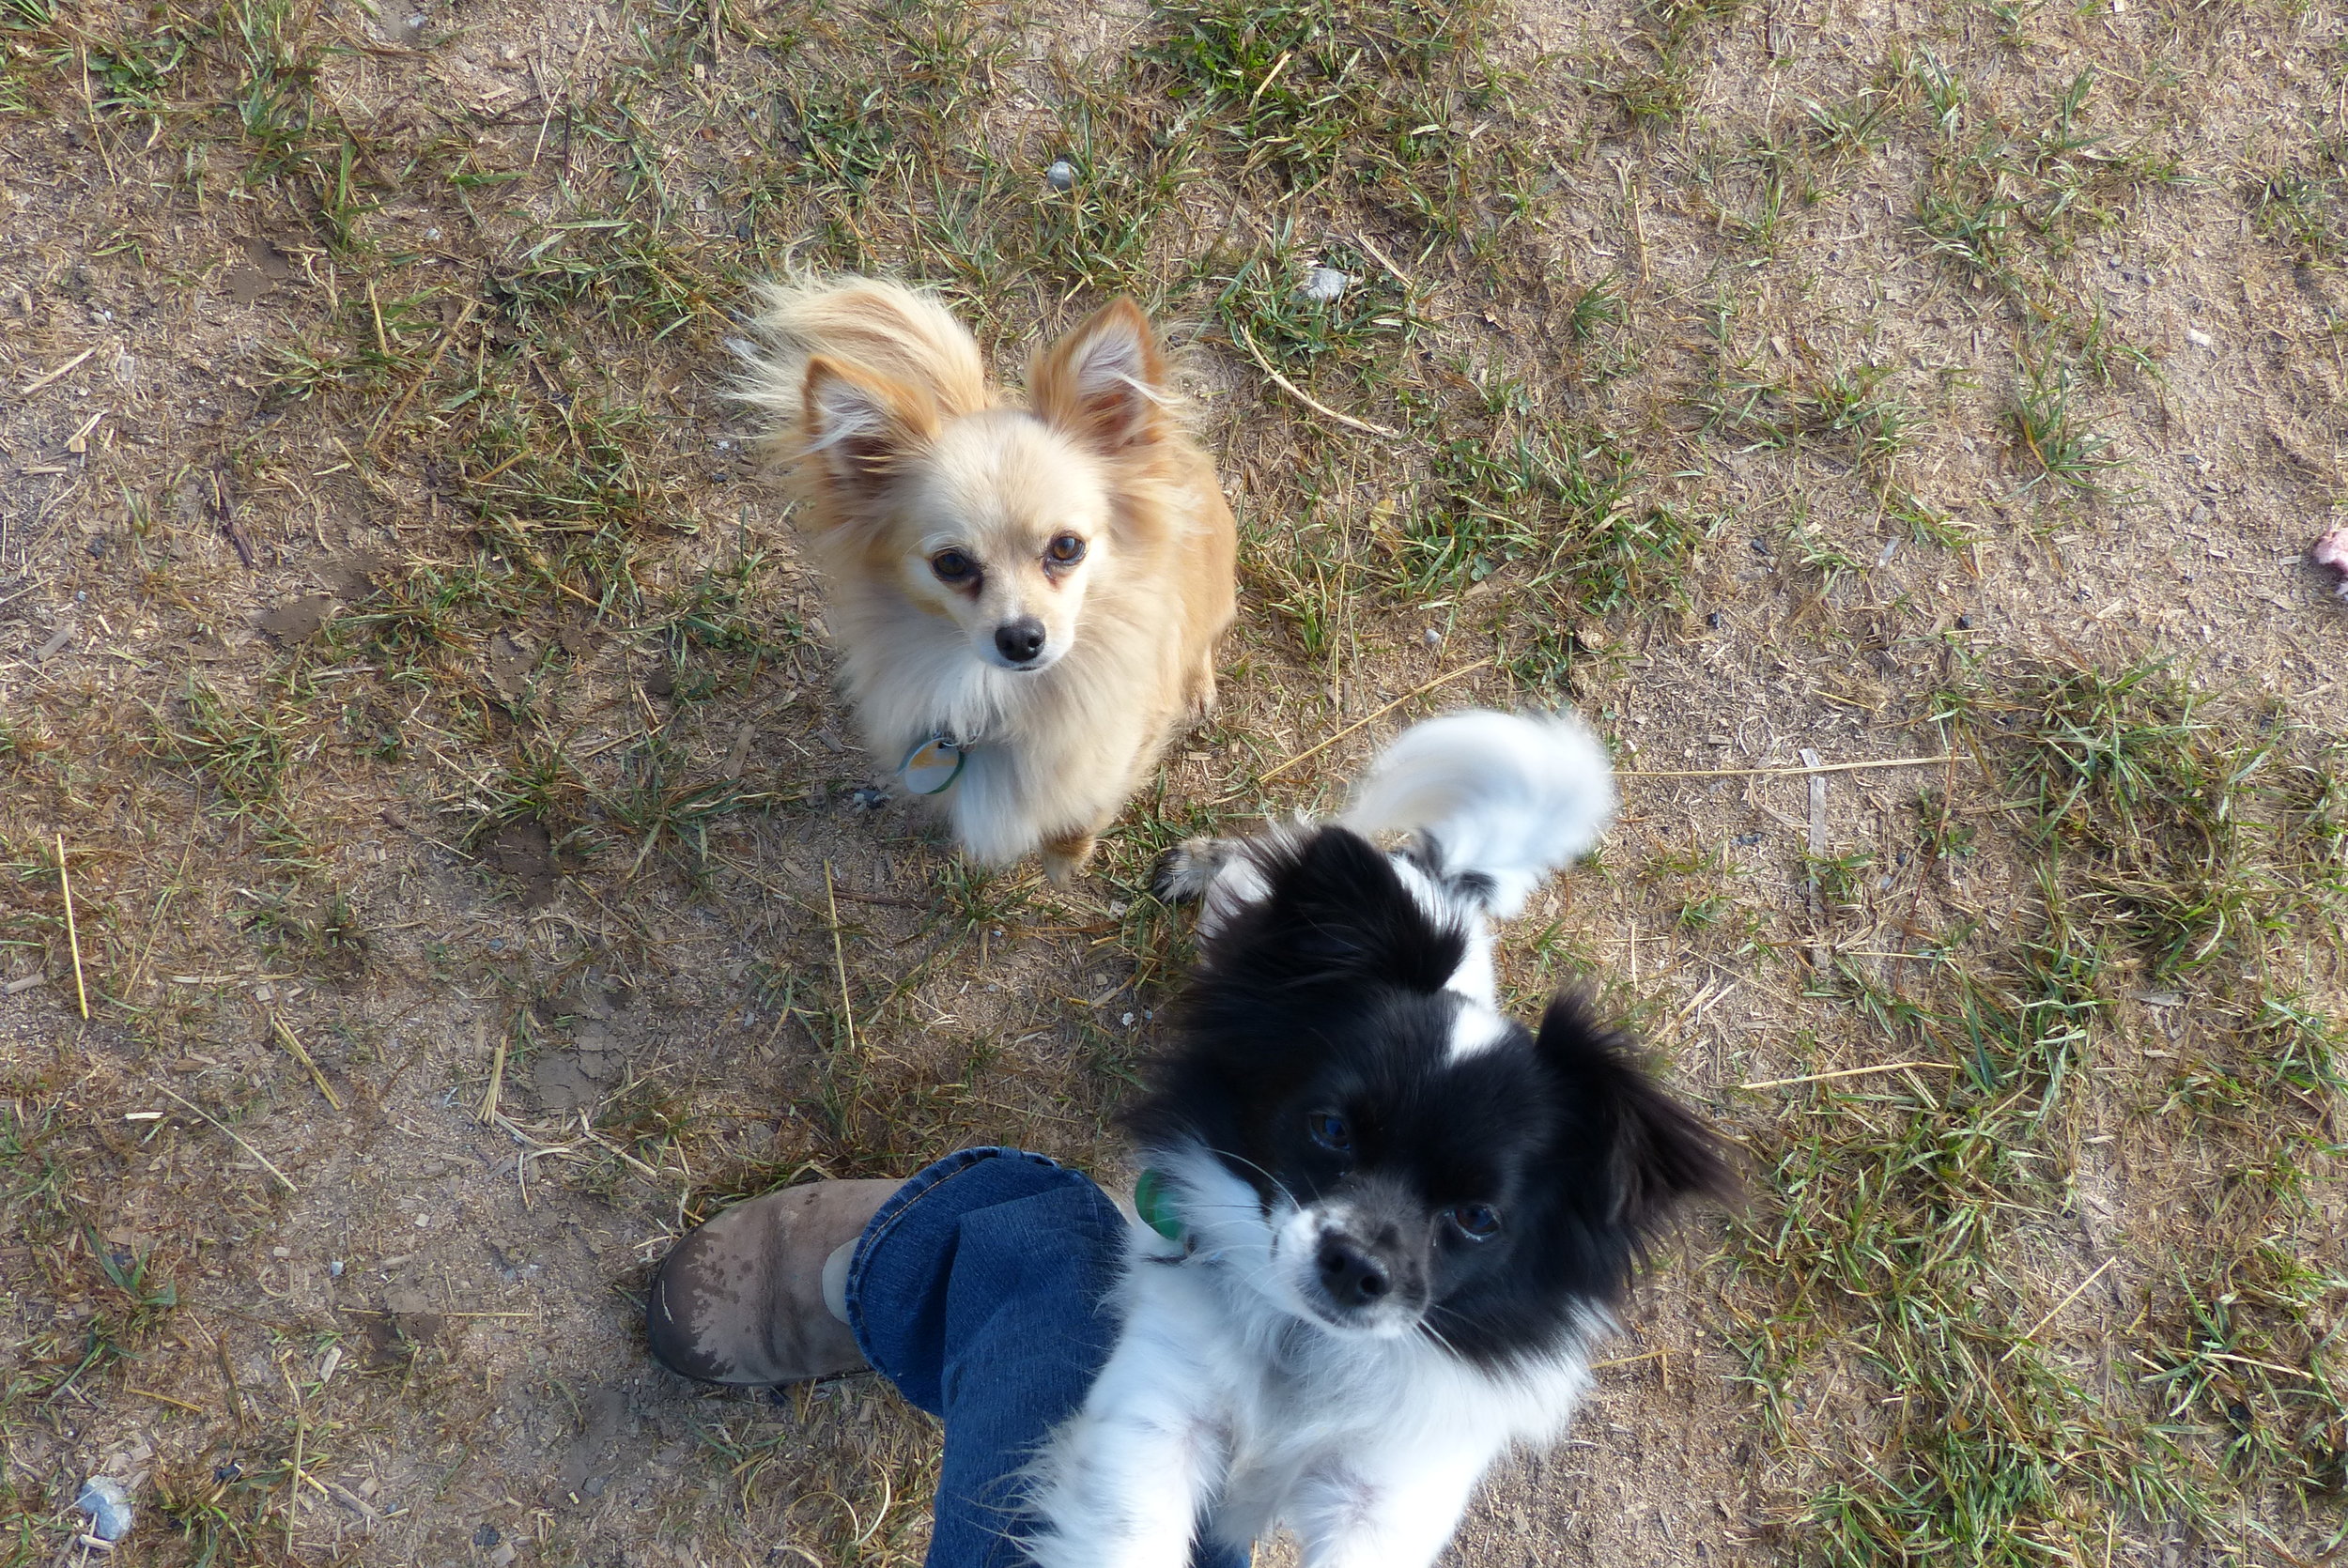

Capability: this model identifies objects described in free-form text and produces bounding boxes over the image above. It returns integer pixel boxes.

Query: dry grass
[2,0,2344,1563]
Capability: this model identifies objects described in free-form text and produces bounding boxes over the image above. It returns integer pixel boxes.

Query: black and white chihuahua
[1028,710,1735,1568]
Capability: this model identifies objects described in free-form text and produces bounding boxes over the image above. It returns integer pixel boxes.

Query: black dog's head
[1128,827,1736,1364]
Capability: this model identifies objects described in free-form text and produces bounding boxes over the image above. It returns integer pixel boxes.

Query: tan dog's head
[797,299,1173,673]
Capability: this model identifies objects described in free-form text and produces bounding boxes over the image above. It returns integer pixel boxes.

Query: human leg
[646,1149,1248,1568]
[844,1147,1247,1568]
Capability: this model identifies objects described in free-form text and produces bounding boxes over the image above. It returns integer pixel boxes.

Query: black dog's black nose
[1316,1238,1391,1307]
[995,618,1046,665]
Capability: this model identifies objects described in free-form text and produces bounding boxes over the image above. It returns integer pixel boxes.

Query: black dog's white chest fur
[1025,711,1734,1568]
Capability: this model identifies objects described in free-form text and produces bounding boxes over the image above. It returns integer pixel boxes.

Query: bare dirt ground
[3,0,2344,1565]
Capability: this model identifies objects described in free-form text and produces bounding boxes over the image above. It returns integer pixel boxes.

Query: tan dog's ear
[1031,299,1168,453]
[801,354,938,488]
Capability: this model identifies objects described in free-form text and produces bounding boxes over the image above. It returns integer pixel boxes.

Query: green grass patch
[1728,650,2348,1562]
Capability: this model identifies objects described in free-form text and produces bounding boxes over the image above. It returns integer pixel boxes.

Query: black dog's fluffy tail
[1344,710,1614,917]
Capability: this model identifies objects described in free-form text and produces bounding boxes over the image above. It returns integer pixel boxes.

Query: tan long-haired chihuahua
[735,277,1238,883]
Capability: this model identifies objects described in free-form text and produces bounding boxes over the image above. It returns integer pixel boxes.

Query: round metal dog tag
[901,734,966,795]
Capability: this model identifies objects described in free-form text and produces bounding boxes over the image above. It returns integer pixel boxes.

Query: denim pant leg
[843,1147,1249,1568]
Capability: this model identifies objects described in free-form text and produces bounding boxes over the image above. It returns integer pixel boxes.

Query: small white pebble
[425,227,442,241]
[1297,266,1352,304]
[75,1479,132,1544]
[1121,1012,1136,1027]
[1423,626,1444,647]
[2185,326,2215,348]
[1045,160,1075,192]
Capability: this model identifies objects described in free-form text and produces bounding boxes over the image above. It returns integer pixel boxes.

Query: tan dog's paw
[1186,653,1218,716]
[1041,832,1098,887]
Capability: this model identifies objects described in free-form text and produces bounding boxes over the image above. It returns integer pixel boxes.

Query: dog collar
[1133,1168,1185,1242]
[900,732,969,795]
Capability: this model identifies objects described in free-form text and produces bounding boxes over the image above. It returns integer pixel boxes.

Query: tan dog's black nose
[995,618,1046,665]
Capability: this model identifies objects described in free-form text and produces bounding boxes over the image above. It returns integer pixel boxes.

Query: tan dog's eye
[932,550,979,584]
[1046,534,1087,565]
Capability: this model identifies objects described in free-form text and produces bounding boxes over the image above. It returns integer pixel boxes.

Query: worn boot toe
[645,1178,898,1386]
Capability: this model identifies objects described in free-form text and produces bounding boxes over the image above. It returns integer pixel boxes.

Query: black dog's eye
[1445,1204,1502,1241]
[1305,1111,1352,1154]
[1045,533,1087,565]
[931,550,978,583]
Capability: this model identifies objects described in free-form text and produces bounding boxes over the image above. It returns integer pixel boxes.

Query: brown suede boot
[644,1178,898,1386]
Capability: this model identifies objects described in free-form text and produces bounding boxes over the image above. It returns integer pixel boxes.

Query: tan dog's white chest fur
[735,277,1237,882]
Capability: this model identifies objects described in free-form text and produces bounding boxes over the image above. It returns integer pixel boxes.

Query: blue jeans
[842,1146,1251,1568]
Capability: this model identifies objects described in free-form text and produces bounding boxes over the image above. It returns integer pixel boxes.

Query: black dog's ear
[1230,826,1465,994]
[1533,995,1739,1238]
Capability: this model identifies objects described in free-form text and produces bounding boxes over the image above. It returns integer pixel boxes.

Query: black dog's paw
[1151,837,1240,904]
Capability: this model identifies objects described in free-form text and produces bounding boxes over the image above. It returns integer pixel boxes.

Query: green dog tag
[1134,1168,1185,1242]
